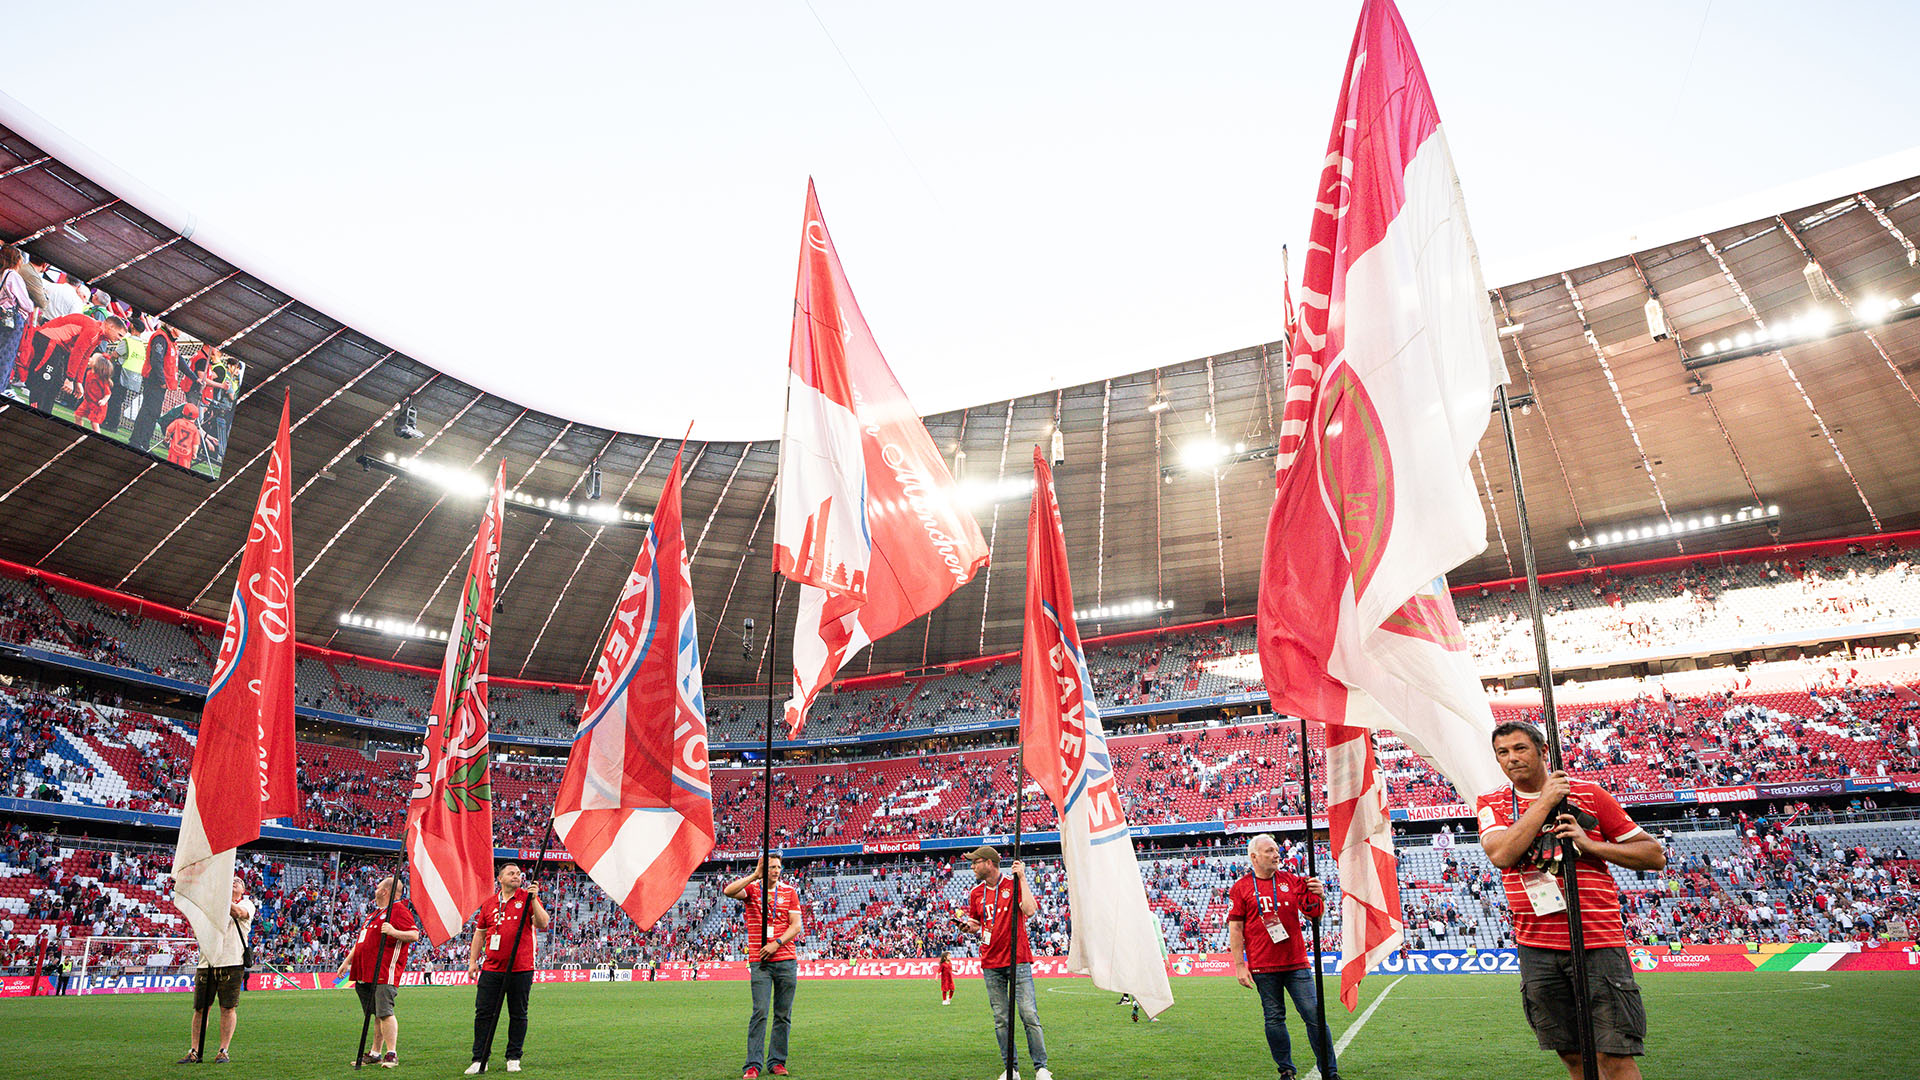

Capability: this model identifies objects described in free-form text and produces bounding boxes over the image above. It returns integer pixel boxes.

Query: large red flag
[780,182,991,736]
[171,392,298,958]
[405,463,504,944]
[553,447,713,929]
[1257,0,1509,1010]
[1020,448,1173,1016]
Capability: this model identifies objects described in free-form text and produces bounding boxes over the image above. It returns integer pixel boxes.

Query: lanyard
[1257,873,1282,914]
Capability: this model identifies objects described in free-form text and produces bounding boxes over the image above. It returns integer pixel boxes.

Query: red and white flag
[780,183,990,737]
[171,393,298,959]
[554,447,713,930]
[774,179,873,599]
[404,463,505,944]
[1257,0,1509,1010]
[1021,449,1173,1017]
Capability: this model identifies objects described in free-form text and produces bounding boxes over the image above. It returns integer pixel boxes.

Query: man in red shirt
[335,875,420,1069]
[1227,834,1334,1080]
[722,855,804,1079]
[1479,721,1666,1080]
[953,846,1050,1080]
[464,863,550,1075]
[20,313,123,413]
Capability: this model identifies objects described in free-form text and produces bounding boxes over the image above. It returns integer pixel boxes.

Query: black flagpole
[477,821,555,1069]
[760,576,783,961]
[1007,739,1024,1080]
[1496,385,1599,1080]
[1295,716,1329,1036]
[352,853,408,1069]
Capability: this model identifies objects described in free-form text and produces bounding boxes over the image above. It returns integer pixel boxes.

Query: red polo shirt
[1227,871,1323,972]
[967,874,1034,969]
[476,889,539,973]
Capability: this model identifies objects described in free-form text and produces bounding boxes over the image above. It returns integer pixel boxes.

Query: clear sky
[7,1,1918,438]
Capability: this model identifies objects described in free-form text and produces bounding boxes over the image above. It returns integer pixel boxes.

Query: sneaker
[744,1069,761,1079]
[464,1064,485,1076]
[381,1052,398,1069]
[1035,1070,1053,1080]
[993,1072,1019,1080]
[770,1068,790,1077]
[505,1063,521,1074]
[177,1050,201,1065]
[213,1051,230,1064]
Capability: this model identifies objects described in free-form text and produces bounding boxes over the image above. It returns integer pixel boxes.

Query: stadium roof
[2,114,1918,687]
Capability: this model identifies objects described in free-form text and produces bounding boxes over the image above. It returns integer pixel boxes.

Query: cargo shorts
[1517,944,1646,1057]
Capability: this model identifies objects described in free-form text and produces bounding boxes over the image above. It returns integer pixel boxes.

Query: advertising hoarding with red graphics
[863,840,923,854]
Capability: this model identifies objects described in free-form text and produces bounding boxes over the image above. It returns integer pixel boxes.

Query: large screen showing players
[2,252,242,481]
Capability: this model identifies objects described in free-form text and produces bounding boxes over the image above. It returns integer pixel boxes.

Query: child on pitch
[938,951,954,1005]
[166,402,202,467]
[72,353,114,432]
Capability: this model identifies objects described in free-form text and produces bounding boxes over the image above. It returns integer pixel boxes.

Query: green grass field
[3,972,1914,1080]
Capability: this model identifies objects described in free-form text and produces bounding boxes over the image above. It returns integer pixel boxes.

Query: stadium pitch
[3,973,1914,1080]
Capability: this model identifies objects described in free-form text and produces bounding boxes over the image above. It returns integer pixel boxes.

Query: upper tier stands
[9,541,1917,746]
[5,658,1915,853]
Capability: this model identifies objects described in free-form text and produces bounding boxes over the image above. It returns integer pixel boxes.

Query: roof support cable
[513,433,627,677]
[1493,291,1589,535]
[1561,271,1677,541]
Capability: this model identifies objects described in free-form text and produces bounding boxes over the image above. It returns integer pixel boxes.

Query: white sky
[7,1,1919,439]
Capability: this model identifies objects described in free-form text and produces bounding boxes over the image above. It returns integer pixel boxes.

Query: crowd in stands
[0,542,1914,752]
[4,809,1915,977]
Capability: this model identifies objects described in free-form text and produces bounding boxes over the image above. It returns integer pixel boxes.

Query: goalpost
[63,936,197,993]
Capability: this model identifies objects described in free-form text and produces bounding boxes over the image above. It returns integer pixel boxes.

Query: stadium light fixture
[1643,297,1668,341]
[958,475,1035,509]
[355,454,650,528]
[1074,598,1174,622]
[338,612,448,642]
[1570,504,1779,551]
[1146,395,1171,415]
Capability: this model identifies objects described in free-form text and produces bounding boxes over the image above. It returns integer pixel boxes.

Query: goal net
[63,936,198,991]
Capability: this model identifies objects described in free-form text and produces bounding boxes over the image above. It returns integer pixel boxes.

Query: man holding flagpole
[170,393,297,1064]
[956,847,1049,1080]
[1228,834,1335,1080]
[179,875,253,1065]
[465,862,549,1075]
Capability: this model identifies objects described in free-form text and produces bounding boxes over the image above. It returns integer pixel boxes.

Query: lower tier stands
[2,810,1912,973]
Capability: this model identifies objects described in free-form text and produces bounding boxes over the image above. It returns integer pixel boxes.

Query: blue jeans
[1252,968,1335,1077]
[746,959,797,1070]
[982,964,1047,1070]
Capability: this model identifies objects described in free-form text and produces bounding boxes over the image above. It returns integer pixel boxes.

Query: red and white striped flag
[404,464,505,944]
[171,393,299,958]
[1257,0,1510,1011]
[779,183,990,737]
[553,447,713,929]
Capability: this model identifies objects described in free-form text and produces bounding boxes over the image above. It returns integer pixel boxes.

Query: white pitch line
[1333,973,1407,1057]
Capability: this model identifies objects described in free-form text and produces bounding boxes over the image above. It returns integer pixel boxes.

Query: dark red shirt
[348,903,416,984]
[1227,871,1323,972]
[477,889,540,972]
[967,874,1034,968]
[1476,778,1646,950]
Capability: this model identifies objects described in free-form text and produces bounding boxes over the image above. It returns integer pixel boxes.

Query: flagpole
[1294,715,1329,1035]
[1008,739,1023,1080]
[1495,385,1599,1080]
[353,854,410,1069]
[759,575,782,958]
[479,821,555,1069]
